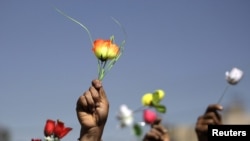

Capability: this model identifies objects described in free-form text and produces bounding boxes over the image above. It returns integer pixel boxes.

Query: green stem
[98,61,107,81]
[111,17,127,41]
[217,84,230,104]
[133,106,146,114]
[55,8,94,45]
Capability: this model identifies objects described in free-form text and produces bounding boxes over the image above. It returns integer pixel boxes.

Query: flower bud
[225,67,243,85]
[92,39,119,61]
[44,119,55,137]
[143,109,157,124]
[153,89,165,100]
[141,93,153,106]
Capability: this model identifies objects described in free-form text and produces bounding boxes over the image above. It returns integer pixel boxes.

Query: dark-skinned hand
[143,118,170,141]
[76,79,109,141]
[195,104,223,141]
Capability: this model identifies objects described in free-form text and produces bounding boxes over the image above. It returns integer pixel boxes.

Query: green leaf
[155,105,167,113]
[110,35,115,43]
[152,92,160,105]
[133,123,143,137]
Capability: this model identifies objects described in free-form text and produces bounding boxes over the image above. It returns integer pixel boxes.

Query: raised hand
[76,79,109,141]
[195,104,223,141]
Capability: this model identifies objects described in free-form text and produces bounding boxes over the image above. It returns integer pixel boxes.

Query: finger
[151,118,161,128]
[144,132,156,141]
[196,116,204,125]
[152,124,168,134]
[145,129,161,140]
[98,86,107,100]
[151,128,163,139]
[92,79,102,90]
[204,112,222,125]
[89,86,100,102]
[152,118,169,134]
[76,94,88,111]
[195,123,208,133]
[84,91,95,112]
[205,104,223,114]
[196,117,219,134]
[214,111,222,124]
[195,116,209,133]
[200,118,215,125]
[153,118,162,125]
[92,79,108,99]
[204,104,223,122]
[91,79,108,100]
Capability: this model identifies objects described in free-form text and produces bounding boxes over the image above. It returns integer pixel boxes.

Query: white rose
[225,67,244,85]
[117,104,134,128]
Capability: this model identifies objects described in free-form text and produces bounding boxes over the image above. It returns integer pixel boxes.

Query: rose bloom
[44,119,56,137]
[43,119,72,139]
[54,120,72,139]
[117,104,134,128]
[225,67,243,85]
[92,39,119,61]
[143,109,157,124]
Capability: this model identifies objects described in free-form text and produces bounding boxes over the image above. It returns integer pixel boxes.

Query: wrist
[78,126,104,141]
[197,133,208,141]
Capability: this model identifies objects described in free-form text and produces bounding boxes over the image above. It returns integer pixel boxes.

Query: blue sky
[0,0,249,141]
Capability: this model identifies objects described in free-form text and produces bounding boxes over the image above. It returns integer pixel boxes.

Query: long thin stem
[111,17,127,41]
[217,84,230,104]
[97,17,126,81]
[132,106,146,114]
[55,8,94,45]
[98,61,107,81]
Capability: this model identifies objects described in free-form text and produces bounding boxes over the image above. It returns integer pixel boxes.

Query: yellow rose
[141,93,153,106]
[92,39,119,61]
[154,89,165,100]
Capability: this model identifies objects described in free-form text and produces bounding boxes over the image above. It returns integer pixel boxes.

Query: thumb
[91,79,107,100]
[99,86,107,100]
[92,79,102,89]
[151,118,162,127]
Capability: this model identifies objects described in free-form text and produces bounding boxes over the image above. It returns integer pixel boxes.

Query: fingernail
[219,105,223,110]
[163,129,168,133]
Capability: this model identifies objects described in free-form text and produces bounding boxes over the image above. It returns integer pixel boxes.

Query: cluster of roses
[115,67,244,137]
[31,119,72,141]
[32,8,244,141]
[117,89,167,136]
